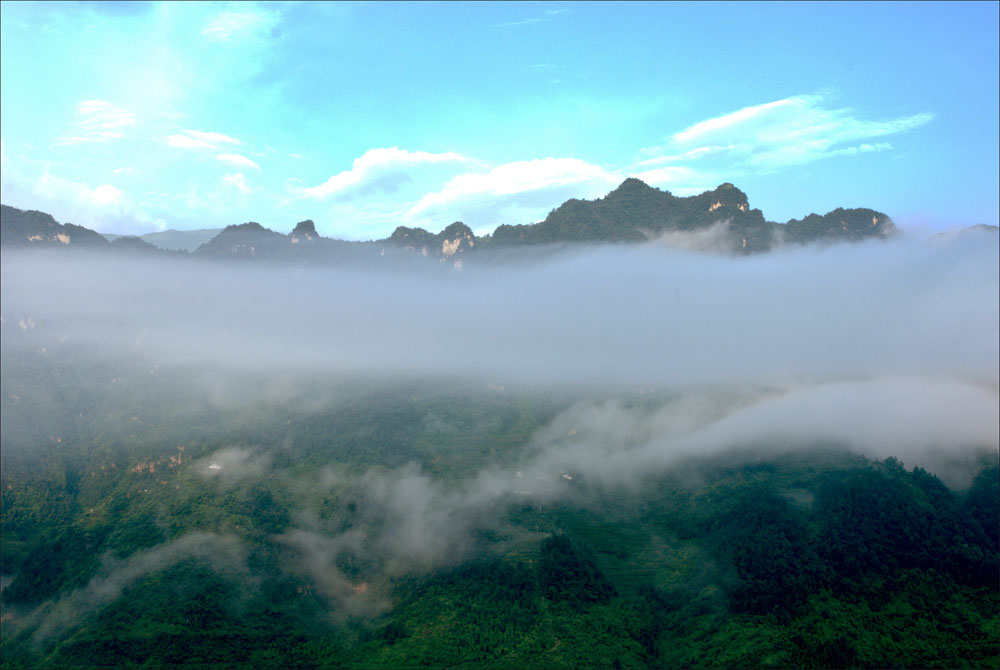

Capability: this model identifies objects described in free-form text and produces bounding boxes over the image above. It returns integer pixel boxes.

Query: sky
[1,1,997,238]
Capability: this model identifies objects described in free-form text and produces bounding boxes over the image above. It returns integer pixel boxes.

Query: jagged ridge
[1,180,897,262]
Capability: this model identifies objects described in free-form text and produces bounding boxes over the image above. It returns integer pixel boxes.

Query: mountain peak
[703,182,750,211]
[291,220,318,241]
[441,221,473,237]
[224,221,268,233]
[607,177,658,198]
[196,221,285,257]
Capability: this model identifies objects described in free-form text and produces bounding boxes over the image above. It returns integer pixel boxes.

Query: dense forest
[1,345,996,668]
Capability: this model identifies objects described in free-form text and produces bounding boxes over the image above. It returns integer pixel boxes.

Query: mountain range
[1,179,899,264]
[103,228,223,252]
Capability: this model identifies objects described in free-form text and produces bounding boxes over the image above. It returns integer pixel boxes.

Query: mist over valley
[2,2,998,666]
[2,198,997,667]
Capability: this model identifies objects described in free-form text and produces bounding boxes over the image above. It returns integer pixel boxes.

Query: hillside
[0,355,996,668]
[0,204,109,249]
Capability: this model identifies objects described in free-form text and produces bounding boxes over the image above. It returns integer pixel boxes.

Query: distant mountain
[193,220,377,264]
[930,223,1000,243]
[107,235,183,256]
[105,228,224,252]
[194,221,289,258]
[1,180,899,262]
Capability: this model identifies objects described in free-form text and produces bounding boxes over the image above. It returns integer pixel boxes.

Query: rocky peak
[607,177,658,198]
[291,220,318,243]
[224,222,268,234]
[440,221,475,257]
[704,183,750,212]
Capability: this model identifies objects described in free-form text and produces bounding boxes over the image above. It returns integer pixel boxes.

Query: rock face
[2,179,898,263]
[384,221,476,264]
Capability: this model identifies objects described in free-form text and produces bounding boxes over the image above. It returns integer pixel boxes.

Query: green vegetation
[1,341,996,669]
[0,289,996,669]
[491,178,775,251]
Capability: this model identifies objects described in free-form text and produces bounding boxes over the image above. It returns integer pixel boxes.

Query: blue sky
[1,1,997,238]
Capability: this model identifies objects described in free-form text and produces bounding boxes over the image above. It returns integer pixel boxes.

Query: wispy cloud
[628,165,718,196]
[408,157,618,232]
[216,153,260,169]
[642,94,933,175]
[494,8,569,28]
[28,533,247,643]
[187,130,241,145]
[201,5,281,43]
[300,147,469,200]
[223,172,251,194]
[54,100,135,145]
[413,157,611,208]
[166,129,241,151]
[167,134,214,150]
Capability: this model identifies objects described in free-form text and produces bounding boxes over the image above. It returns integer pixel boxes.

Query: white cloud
[54,100,135,145]
[408,157,619,233]
[412,158,612,211]
[829,142,893,158]
[223,172,251,194]
[167,134,214,150]
[202,6,280,43]
[641,94,933,174]
[629,165,717,196]
[187,130,240,145]
[34,173,122,209]
[301,147,469,200]
[216,153,260,169]
[289,154,621,239]
[165,130,242,151]
[91,184,123,205]
[633,145,734,168]
[0,168,164,234]
[672,97,799,145]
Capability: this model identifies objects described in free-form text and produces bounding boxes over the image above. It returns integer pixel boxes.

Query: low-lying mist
[2,229,997,622]
[3,230,996,389]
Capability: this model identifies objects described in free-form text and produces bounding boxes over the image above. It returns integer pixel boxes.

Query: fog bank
[2,230,997,390]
